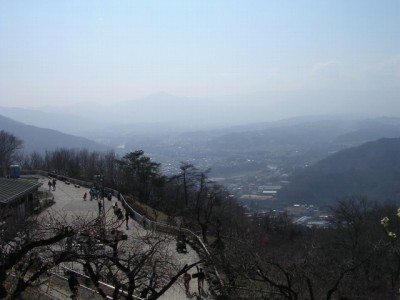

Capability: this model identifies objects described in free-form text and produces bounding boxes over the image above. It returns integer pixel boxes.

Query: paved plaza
[37,177,211,300]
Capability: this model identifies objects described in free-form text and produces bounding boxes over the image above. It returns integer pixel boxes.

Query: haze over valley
[2,105,400,209]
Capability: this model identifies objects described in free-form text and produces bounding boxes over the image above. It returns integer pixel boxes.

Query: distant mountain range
[0,93,242,134]
[2,109,400,206]
[0,106,115,137]
[0,114,108,153]
[278,137,400,205]
[2,101,400,196]
[206,117,400,150]
[5,91,398,136]
[2,93,400,154]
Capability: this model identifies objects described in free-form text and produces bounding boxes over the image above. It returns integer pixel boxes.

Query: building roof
[0,178,42,204]
[261,190,277,194]
[239,194,275,201]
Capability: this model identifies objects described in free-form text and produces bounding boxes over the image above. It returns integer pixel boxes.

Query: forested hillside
[278,137,400,205]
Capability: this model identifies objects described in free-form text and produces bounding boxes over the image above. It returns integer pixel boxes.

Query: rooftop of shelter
[0,178,42,204]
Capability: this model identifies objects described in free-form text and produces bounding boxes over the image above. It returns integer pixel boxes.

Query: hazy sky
[0,1,399,113]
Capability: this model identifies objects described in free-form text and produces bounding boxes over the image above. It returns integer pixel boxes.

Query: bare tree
[63,219,201,300]
[192,171,215,243]
[0,208,123,299]
[213,198,398,300]
[103,150,117,187]
[0,130,23,176]
[170,162,198,207]
[23,151,45,170]
[0,206,202,300]
[0,212,74,298]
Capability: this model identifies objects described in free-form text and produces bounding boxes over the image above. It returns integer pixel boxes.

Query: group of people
[83,191,105,215]
[88,187,105,201]
[47,178,56,191]
[89,193,130,229]
[183,266,206,296]
[83,189,115,216]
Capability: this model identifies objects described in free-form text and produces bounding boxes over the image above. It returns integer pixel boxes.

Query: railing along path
[21,170,224,298]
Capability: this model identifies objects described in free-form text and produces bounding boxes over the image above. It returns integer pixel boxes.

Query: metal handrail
[47,271,105,299]
[51,265,144,300]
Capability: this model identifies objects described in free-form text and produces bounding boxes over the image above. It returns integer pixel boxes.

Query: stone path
[37,177,211,300]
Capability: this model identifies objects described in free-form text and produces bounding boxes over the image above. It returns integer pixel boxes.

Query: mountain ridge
[0,114,108,153]
[278,137,400,205]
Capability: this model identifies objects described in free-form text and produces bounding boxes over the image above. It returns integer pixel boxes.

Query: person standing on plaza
[183,271,192,293]
[89,189,93,201]
[125,210,129,230]
[142,217,146,229]
[98,200,102,215]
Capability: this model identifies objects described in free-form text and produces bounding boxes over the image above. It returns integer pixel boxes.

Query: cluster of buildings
[288,204,332,228]
[237,185,282,209]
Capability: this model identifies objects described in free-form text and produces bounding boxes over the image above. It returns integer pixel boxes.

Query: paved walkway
[37,177,211,300]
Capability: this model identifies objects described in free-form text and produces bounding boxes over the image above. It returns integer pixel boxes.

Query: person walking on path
[98,200,102,215]
[83,192,87,201]
[113,202,118,213]
[68,272,79,299]
[52,178,56,191]
[125,210,129,230]
[142,217,146,229]
[196,266,205,294]
[48,180,52,191]
[183,271,192,293]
